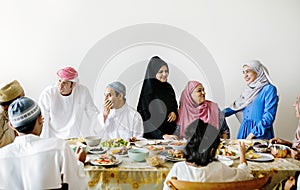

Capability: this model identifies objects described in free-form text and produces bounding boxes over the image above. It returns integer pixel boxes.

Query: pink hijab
[177,81,219,137]
[293,94,300,148]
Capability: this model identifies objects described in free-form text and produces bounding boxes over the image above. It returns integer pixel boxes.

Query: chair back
[166,173,272,190]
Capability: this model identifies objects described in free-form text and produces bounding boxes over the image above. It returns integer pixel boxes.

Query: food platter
[168,141,186,150]
[113,152,128,157]
[101,138,129,148]
[216,148,240,160]
[90,155,122,166]
[246,153,274,162]
[165,156,186,162]
[109,147,129,157]
[90,159,122,166]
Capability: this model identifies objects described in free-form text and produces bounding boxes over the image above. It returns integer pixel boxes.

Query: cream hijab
[230,60,275,122]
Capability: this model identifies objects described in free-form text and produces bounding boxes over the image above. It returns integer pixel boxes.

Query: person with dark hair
[39,66,99,138]
[0,80,24,147]
[96,81,144,139]
[0,97,88,189]
[177,81,230,139]
[163,119,253,190]
[137,56,178,139]
[223,60,278,139]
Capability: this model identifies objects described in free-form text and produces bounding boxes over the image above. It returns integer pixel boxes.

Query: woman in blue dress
[223,60,279,139]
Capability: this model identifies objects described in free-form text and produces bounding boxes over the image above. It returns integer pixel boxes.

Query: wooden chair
[166,173,272,190]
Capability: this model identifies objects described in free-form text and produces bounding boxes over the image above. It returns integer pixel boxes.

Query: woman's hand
[290,148,300,160]
[269,137,281,144]
[269,137,293,147]
[167,112,177,122]
[246,133,255,140]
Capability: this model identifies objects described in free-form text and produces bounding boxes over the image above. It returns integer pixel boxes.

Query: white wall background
[1,0,300,140]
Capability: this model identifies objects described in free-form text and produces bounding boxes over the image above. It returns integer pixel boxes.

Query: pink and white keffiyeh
[57,67,78,82]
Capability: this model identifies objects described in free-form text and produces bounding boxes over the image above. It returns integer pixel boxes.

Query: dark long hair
[184,119,220,166]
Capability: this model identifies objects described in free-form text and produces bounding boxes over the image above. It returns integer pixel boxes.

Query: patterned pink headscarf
[57,67,78,82]
[177,81,219,137]
[293,94,300,148]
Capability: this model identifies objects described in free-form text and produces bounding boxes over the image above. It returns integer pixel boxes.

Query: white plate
[101,139,130,148]
[165,156,186,162]
[246,153,274,162]
[155,140,171,145]
[88,147,108,154]
[217,148,240,160]
[90,159,122,166]
[168,141,186,150]
[147,140,156,145]
[216,155,234,166]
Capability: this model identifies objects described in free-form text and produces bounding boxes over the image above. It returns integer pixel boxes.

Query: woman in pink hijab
[269,94,300,160]
[177,81,230,139]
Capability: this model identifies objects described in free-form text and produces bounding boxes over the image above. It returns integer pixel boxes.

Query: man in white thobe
[0,97,88,190]
[96,81,143,140]
[39,67,99,139]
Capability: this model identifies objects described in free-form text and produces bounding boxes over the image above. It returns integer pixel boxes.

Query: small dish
[128,148,149,162]
[84,136,101,147]
[253,144,269,153]
[135,141,148,147]
[88,147,108,154]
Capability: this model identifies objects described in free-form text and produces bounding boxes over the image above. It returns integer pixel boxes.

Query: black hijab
[137,56,178,138]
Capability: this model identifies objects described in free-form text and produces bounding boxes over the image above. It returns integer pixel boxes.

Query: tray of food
[90,154,122,166]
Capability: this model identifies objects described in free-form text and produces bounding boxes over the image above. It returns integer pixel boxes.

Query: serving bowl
[128,148,149,162]
[253,144,269,153]
[134,141,148,147]
[84,136,101,147]
[270,144,289,158]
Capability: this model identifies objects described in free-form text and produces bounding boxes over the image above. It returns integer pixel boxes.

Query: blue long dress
[224,84,278,139]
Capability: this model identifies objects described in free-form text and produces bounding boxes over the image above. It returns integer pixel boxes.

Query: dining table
[73,138,300,190]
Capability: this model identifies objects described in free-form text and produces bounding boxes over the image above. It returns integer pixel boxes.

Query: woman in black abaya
[137,56,178,139]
